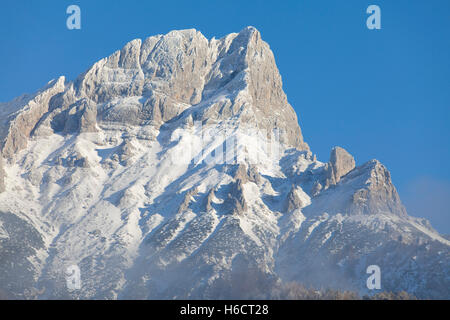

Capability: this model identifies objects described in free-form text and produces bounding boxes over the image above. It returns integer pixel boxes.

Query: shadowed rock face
[229,179,248,215]
[233,163,262,185]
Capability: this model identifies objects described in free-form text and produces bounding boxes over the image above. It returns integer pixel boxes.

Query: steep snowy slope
[0,27,448,299]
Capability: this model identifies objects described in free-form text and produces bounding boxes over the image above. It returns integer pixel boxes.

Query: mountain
[0,27,448,300]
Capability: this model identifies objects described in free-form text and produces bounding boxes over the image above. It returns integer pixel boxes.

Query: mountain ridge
[0,27,448,299]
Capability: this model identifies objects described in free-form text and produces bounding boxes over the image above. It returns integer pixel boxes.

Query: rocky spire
[324,146,356,187]
[329,146,356,182]
[229,179,248,215]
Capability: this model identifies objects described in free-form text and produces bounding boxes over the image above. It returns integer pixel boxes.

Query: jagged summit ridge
[1,27,308,163]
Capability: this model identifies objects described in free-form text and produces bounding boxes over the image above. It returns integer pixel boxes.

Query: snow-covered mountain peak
[0,28,448,300]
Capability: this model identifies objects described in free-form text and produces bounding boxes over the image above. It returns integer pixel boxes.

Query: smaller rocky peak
[322,159,407,217]
[356,159,397,192]
[323,146,355,188]
[312,147,356,193]
[329,146,356,183]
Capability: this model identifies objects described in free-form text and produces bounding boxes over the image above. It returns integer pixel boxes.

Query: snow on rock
[0,27,448,300]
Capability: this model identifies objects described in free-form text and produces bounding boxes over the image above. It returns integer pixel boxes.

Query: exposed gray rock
[327,146,355,185]
[247,165,262,185]
[79,101,98,133]
[348,160,406,217]
[54,152,89,168]
[306,159,407,217]
[178,187,199,213]
[233,163,248,182]
[285,185,303,212]
[233,163,262,185]
[229,179,248,215]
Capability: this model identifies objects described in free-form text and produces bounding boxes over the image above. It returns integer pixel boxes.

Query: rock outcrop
[306,159,407,217]
[178,187,199,213]
[285,185,304,212]
[233,163,262,185]
[325,146,355,187]
[229,179,248,215]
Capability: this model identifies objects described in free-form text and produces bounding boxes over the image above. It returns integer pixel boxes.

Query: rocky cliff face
[0,27,448,300]
[0,77,66,160]
[328,146,356,184]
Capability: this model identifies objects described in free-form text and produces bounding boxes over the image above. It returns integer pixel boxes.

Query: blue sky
[0,0,449,233]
